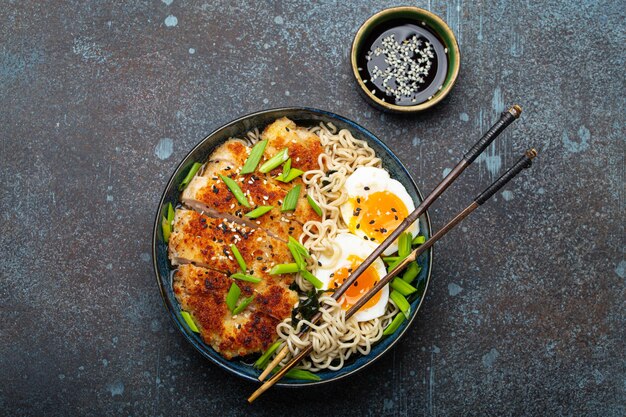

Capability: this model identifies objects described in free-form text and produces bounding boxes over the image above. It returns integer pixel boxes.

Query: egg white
[314,233,389,322]
[340,167,419,255]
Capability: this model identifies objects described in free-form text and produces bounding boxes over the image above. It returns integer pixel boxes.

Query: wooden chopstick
[249,148,537,402]
[257,105,522,382]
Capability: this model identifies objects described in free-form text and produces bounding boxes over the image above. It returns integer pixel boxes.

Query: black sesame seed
[356,223,361,229]
[394,215,398,220]
[391,208,397,212]
[356,198,361,204]
[317,261,322,267]
[256,256,263,261]
[369,220,375,224]
[225,166,231,171]
[364,186,370,191]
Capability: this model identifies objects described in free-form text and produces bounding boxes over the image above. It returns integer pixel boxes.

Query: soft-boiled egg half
[314,233,388,322]
[340,167,419,256]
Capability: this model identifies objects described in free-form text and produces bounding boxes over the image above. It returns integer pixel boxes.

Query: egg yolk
[348,191,408,243]
[329,255,381,311]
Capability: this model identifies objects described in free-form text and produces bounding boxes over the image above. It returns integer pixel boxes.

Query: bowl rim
[350,6,461,113]
[152,106,433,386]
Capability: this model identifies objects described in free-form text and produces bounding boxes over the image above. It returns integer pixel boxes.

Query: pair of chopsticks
[249,105,536,402]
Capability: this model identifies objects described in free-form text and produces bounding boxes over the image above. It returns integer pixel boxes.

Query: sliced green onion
[306,194,323,217]
[233,295,255,315]
[387,255,407,273]
[259,148,289,173]
[382,312,406,336]
[178,162,203,191]
[276,168,304,183]
[401,262,421,283]
[288,236,311,259]
[226,282,240,312]
[230,244,246,272]
[162,216,171,243]
[382,256,400,265]
[390,290,411,318]
[300,270,323,289]
[391,277,418,296]
[230,273,262,283]
[282,158,292,178]
[398,232,412,258]
[281,184,301,212]
[284,369,321,381]
[287,241,306,270]
[166,202,175,222]
[245,205,274,219]
[254,340,282,369]
[220,175,251,208]
[240,140,268,174]
[180,311,199,333]
[412,235,426,246]
[270,263,300,275]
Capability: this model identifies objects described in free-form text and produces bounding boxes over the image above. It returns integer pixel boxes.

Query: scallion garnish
[162,216,171,242]
[245,205,274,219]
[232,295,255,315]
[306,194,323,217]
[281,184,301,212]
[390,290,411,318]
[254,340,282,369]
[412,235,426,245]
[259,148,289,173]
[382,256,400,264]
[284,369,321,381]
[282,158,292,178]
[162,202,175,242]
[230,273,262,283]
[387,256,406,273]
[180,311,199,333]
[287,241,306,270]
[401,262,421,283]
[270,263,300,275]
[391,277,418,296]
[398,232,412,258]
[276,168,304,183]
[166,202,175,222]
[225,282,241,312]
[220,175,251,207]
[288,236,311,259]
[240,140,268,174]
[382,312,406,336]
[300,270,323,289]
[178,162,203,191]
[230,244,246,272]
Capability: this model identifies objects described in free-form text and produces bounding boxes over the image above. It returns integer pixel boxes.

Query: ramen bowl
[152,107,433,386]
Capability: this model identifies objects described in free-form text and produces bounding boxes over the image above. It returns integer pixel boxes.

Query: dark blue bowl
[152,107,433,386]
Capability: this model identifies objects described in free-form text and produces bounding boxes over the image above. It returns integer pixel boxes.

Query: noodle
[278,123,399,372]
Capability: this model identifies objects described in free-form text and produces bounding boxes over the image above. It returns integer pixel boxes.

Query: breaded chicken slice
[174,263,297,325]
[261,117,324,173]
[174,265,283,359]
[168,209,294,277]
[181,161,303,241]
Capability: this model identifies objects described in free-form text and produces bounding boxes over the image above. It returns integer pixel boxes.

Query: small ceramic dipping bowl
[351,6,460,113]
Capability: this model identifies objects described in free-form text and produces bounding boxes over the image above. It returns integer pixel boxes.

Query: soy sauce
[357,19,448,106]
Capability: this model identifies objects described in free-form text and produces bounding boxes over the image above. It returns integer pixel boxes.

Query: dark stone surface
[1,1,624,416]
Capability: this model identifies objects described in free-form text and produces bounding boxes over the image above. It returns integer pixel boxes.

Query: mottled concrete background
[1,0,624,416]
